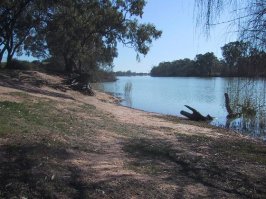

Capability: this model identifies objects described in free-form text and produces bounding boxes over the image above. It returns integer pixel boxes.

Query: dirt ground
[0,70,266,198]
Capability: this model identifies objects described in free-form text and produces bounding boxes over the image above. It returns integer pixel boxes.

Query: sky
[113,0,237,73]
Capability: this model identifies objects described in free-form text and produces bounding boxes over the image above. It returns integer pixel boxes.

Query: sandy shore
[0,70,265,198]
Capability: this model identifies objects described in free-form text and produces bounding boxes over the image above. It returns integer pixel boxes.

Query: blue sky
[113,0,237,72]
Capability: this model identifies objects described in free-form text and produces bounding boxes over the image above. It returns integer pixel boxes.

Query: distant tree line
[0,0,161,77]
[115,70,149,76]
[151,41,266,77]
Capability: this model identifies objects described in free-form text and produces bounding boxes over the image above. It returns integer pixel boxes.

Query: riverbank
[0,70,266,198]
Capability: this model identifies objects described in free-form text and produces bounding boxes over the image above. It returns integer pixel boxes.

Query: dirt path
[0,70,265,198]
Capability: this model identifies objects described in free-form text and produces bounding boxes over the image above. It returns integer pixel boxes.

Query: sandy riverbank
[0,70,265,198]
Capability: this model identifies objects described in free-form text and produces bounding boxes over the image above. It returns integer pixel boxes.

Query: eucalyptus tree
[0,0,52,66]
[221,41,266,76]
[0,0,31,64]
[195,52,218,76]
[44,0,162,73]
[221,41,250,74]
[0,0,161,74]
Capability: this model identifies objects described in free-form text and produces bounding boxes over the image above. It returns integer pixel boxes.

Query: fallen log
[180,105,213,121]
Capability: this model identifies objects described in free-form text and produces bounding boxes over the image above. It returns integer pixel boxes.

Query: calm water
[96,76,266,139]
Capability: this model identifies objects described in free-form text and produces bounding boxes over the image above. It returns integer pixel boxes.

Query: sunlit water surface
[95,76,266,140]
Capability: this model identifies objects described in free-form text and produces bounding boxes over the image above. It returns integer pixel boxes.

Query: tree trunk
[0,47,7,64]
[0,52,4,64]
[6,50,13,68]
[65,62,73,73]
[224,93,233,115]
[78,59,82,73]
[224,93,239,118]
[64,56,74,73]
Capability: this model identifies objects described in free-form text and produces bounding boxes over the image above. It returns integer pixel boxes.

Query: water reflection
[123,81,133,107]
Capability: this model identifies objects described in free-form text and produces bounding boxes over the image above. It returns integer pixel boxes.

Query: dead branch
[180,105,213,121]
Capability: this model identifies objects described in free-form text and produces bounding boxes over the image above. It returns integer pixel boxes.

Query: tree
[0,0,162,76]
[0,0,51,66]
[221,41,249,74]
[0,0,31,64]
[43,0,162,73]
[248,48,266,76]
[195,52,218,76]
[220,40,266,76]
[195,0,266,49]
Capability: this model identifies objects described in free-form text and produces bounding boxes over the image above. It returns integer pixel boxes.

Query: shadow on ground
[0,142,81,198]
[0,129,265,198]
[0,71,74,100]
[122,136,266,198]
[0,140,178,198]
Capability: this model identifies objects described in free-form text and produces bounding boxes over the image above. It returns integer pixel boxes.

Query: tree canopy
[0,0,162,74]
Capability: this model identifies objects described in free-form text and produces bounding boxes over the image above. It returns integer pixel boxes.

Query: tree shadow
[122,137,266,198]
[0,142,88,198]
[0,72,74,100]
[0,141,177,198]
[1,136,264,198]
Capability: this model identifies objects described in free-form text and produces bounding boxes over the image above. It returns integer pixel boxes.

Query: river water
[96,76,266,140]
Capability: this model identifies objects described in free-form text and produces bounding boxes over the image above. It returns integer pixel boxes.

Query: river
[96,76,266,140]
